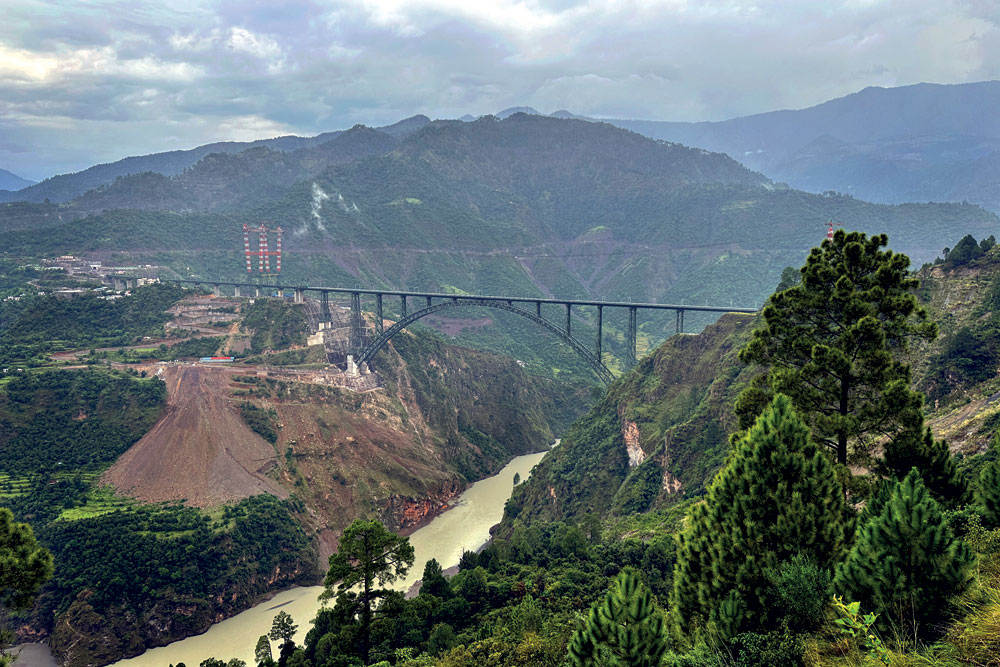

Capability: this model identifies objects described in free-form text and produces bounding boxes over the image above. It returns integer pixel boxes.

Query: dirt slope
[102,365,286,506]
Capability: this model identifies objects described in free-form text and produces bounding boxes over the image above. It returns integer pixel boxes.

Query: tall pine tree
[979,460,1000,527]
[737,230,935,465]
[670,394,849,642]
[884,425,970,507]
[835,469,975,641]
[567,569,668,667]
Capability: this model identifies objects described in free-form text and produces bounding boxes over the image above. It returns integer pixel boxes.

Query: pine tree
[884,425,970,507]
[567,569,668,667]
[670,394,849,642]
[419,558,451,599]
[254,635,272,667]
[737,230,935,464]
[979,461,1000,527]
[835,469,976,641]
[321,519,414,665]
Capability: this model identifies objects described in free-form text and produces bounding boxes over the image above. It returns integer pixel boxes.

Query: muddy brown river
[106,449,550,667]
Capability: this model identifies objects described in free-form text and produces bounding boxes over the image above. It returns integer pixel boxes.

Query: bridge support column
[426,296,433,308]
[213,284,221,297]
[255,286,262,298]
[350,292,363,352]
[536,301,541,317]
[676,309,685,333]
[376,293,383,335]
[294,288,304,304]
[113,277,124,291]
[627,307,637,369]
[321,291,330,321]
[596,305,603,360]
[565,303,571,336]
[233,285,241,298]
[400,295,407,318]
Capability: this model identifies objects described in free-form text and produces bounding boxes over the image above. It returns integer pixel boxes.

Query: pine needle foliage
[834,469,976,642]
[980,460,1000,528]
[737,230,935,465]
[670,394,849,642]
[567,569,669,667]
[884,426,971,507]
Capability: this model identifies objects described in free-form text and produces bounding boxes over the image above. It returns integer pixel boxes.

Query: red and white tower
[826,221,834,241]
[243,224,252,272]
[242,223,283,276]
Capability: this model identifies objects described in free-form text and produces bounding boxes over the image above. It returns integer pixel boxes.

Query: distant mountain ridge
[602,81,1000,212]
[0,116,431,205]
[3,113,995,331]
[0,168,35,191]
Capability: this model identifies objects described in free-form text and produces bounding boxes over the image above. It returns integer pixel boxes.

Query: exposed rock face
[381,479,464,531]
[621,419,645,467]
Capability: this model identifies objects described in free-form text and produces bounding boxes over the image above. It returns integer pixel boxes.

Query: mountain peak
[0,168,36,191]
[496,106,542,119]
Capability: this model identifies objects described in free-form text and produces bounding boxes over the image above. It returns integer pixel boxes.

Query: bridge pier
[400,295,407,318]
[233,285,241,298]
[113,277,124,291]
[627,307,637,369]
[213,284,221,297]
[426,296,432,308]
[294,288,304,304]
[255,286,262,298]
[321,291,330,321]
[596,305,603,360]
[676,309,685,333]
[350,292,363,352]
[565,303,571,336]
[536,301,541,317]
[376,294,384,335]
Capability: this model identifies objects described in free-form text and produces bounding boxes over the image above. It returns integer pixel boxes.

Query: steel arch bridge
[164,280,758,385]
[355,298,615,384]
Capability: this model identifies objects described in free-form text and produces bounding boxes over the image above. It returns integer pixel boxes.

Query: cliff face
[49,559,312,667]
[231,327,592,560]
[911,248,1000,454]
[502,244,1000,528]
[502,313,755,527]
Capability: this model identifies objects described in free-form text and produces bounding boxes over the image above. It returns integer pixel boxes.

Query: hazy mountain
[0,117,425,207]
[67,125,398,215]
[5,114,996,330]
[497,106,542,118]
[0,168,35,191]
[605,80,1000,211]
[377,114,432,138]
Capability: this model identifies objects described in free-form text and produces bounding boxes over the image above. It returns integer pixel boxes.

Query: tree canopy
[738,230,936,464]
[321,519,414,665]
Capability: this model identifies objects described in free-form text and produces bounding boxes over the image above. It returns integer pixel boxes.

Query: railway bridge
[166,280,758,385]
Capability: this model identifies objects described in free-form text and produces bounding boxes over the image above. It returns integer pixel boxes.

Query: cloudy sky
[2,0,999,180]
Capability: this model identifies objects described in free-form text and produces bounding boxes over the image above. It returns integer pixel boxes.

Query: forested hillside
[2,114,996,380]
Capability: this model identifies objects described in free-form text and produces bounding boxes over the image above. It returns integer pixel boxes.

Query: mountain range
[605,81,1000,212]
[2,113,994,355]
[8,80,1000,215]
[0,168,34,191]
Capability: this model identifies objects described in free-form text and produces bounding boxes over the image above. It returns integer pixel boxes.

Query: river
[105,449,549,667]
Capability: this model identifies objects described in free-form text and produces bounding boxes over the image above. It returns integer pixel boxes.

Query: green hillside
[2,114,998,382]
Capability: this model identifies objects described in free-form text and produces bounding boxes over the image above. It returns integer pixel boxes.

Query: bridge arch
[355,299,615,385]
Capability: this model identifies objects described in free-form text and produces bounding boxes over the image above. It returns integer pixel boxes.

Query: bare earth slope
[102,365,286,506]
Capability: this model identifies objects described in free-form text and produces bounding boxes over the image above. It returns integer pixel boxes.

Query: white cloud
[3,0,1000,178]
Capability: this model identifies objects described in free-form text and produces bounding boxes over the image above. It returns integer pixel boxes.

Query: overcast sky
[3,0,999,181]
